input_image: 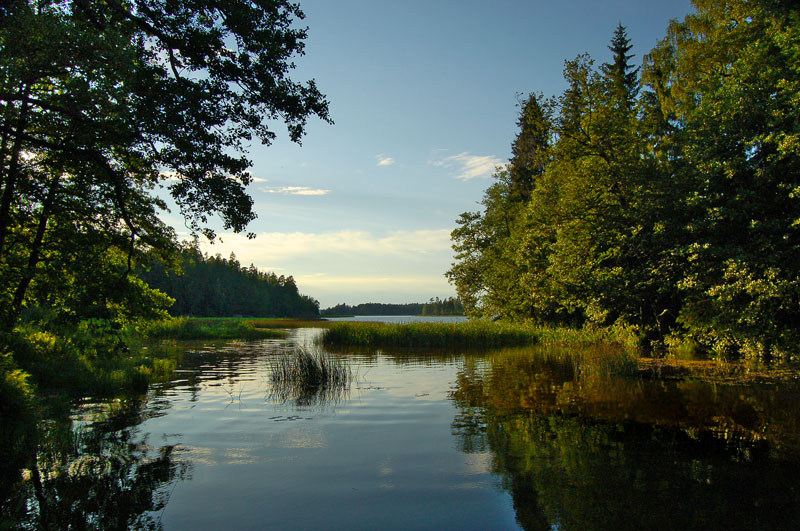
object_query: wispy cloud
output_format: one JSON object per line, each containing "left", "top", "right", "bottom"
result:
{"left": 261, "top": 186, "right": 331, "bottom": 196}
{"left": 159, "top": 171, "right": 270, "bottom": 184}
{"left": 198, "top": 229, "right": 456, "bottom": 306}
{"left": 376, "top": 154, "right": 396, "bottom": 167}
{"left": 430, "top": 151, "right": 503, "bottom": 180}
{"left": 202, "top": 229, "right": 450, "bottom": 261}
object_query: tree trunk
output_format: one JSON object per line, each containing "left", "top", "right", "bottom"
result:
{"left": 0, "top": 84, "right": 31, "bottom": 260}
{"left": 3, "top": 175, "right": 58, "bottom": 330}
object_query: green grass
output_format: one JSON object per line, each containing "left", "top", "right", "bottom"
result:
{"left": 268, "top": 345, "right": 352, "bottom": 405}
{"left": 320, "top": 320, "right": 541, "bottom": 349}
{"left": 125, "top": 317, "right": 289, "bottom": 340}
{"left": 319, "top": 320, "right": 643, "bottom": 350}
{"left": 4, "top": 327, "right": 178, "bottom": 398}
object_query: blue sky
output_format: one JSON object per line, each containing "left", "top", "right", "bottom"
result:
{"left": 180, "top": 0, "right": 695, "bottom": 308}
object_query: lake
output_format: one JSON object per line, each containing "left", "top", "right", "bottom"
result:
{"left": 7, "top": 327, "right": 800, "bottom": 530}
{"left": 325, "top": 315, "right": 468, "bottom": 323}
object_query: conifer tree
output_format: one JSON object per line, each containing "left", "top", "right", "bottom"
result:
{"left": 601, "top": 23, "right": 640, "bottom": 108}
{"left": 508, "top": 94, "right": 552, "bottom": 202}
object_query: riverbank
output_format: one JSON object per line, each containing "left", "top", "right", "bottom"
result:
{"left": 318, "top": 320, "right": 800, "bottom": 385}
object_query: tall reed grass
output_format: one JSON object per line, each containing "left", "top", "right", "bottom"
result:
{"left": 268, "top": 345, "right": 352, "bottom": 405}
{"left": 320, "top": 321, "right": 540, "bottom": 349}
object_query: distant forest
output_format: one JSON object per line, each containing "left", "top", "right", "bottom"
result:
{"left": 138, "top": 247, "right": 320, "bottom": 318}
{"left": 321, "top": 297, "right": 464, "bottom": 317}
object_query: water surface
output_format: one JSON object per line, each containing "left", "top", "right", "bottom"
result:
{"left": 325, "top": 315, "right": 468, "bottom": 324}
{"left": 7, "top": 331, "right": 800, "bottom": 529}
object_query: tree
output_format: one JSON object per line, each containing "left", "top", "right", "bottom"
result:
{"left": 508, "top": 93, "right": 553, "bottom": 202}
{"left": 450, "top": 3, "right": 800, "bottom": 356}
{"left": 601, "top": 22, "right": 640, "bottom": 109}
{"left": 447, "top": 94, "right": 554, "bottom": 320}
{"left": 642, "top": 0, "right": 800, "bottom": 356}
{"left": 0, "top": 0, "right": 331, "bottom": 330}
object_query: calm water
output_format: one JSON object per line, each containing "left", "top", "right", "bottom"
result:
{"left": 6, "top": 329, "right": 800, "bottom": 529}
{"left": 325, "top": 315, "right": 468, "bottom": 323}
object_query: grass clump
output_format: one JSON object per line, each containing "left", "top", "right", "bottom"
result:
{"left": 126, "top": 317, "right": 287, "bottom": 341}
{"left": 320, "top": 320, "right": 540, "bottom": 349}
{"left": 3, "top": 325, "right": 177, "bottom": 398}
{"left": 268, "top": 345, "right": 352, "bottom": 405}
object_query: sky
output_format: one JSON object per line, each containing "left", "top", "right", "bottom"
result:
{"left": 169, "top": 0, "right": 695, "bottom": 308}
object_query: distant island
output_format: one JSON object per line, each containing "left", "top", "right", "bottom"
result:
{"left": 321, "top": 297, "right": 464, "bottom": 317}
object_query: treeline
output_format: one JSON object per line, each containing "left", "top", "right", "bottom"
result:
{"left": 421, "top": 297, "right": 465, "bottom": 316}
{"left": 321, "top": 302, "right": 424, "bottom": 316}
{"left": 321, "top": 297, "right": 465, "bottom": 317}
{"left": 138, "top": 247, "right": 319, "bottom": 318}
{"left": 449, "top": 2, "right": 800, "bottom": 358}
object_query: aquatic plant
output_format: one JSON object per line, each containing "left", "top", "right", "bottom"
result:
{"left": 320, "top": 320, "right": 540, "bottom": 349}
{"left": 268, "top": 345, "right": 352, "bottom": 406}
{"left": 4, "top": 325, "right": 177, "bottom": 398}
{"left": 127, "top": 317, "right": 287, "bottom": 341}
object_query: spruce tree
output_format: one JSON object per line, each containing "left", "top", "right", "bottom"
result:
{"left": 601, "top": 23, "right": 640, "bottom": 108}
{"left": 508, "top": 94, "right": 552, "bottom": 202}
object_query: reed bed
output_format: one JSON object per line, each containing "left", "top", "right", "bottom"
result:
{"left": 320, "top": 320, "right": 540, "bottom": 349}
{"left": 248, "top": 318, "right": 334, "bottom": 329}
{"left": 127, "top": 318, "right": 287, "bottom": 341}
{"left": 268, "top": 346, "right": 353, "bottom": 405}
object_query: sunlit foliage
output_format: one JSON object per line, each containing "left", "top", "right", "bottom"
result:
{"left": 449, "top": 4, "right": 800, "bottom": 358}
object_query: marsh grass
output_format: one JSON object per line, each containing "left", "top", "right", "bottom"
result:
{"left": 127, "top": 317, "right": 288, "bottom": 341}
{"left": 5, "top": 327, "right": 177, "bottom": 397}
{"left": 542, "top": 345, "right": 639, "bottom": 378}
{"left": 320, "top": 320, "right": 540, "bottom": 349}
{"left": 268, "top": 345, "right": 353, "bottom": 405}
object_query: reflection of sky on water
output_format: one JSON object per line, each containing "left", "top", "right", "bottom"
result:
{"left": 136, "top": 336, "right": 514, "bottom": 530}
{"left": 50, "top": 332, "right": 800, "bottom": 530}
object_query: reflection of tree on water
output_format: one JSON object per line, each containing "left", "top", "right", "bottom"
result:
{"left": 1, "top": 396, "right": 188, "bottom": 530}
{"left": 450, "top": 351, "right": 800, "bottom": 530}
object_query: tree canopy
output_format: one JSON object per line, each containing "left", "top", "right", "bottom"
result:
{"left": 137, "top": 247, "right": 320, "bottom": 318}
{"left": 448, "top": 2, "right": 800, "bottom": 358}
{"left": 0, "top": 0, "right": 330, "bottom": 330}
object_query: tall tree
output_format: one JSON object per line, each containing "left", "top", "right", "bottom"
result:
{"left": 0, "top": 0, "right": 330, "bottom": 330}
{"left": 643, "top": 0, "right": 800, "bottom": 356}
{"left": 508, "top": 93, "right": 553, "bottom": 202}
{"left": 601, "top": 23, "right": 640, "bottom": 108}
{"left": 448, "top": 94, "right": 553, "bottom": 320}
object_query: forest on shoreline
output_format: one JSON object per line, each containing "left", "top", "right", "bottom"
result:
{"left": 449, "top": 3, "right": 800, "bottom": 359}
{"left": 321, "top": 297, "right": 464, "bottom": 317}
{"left": 137, "top": 246, "right": 320, "bottom": 319}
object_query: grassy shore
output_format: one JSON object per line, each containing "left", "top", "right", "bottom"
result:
{"left": 317, "top": 319, "right": 642, "bottom": 350}
{"left": 320, "top": 320, "right": 541, "bottom": 349}
{"left": 318, "top": 320, "right": 800, "bottom": 385}
{"left": 125, "top": 317, "right": 296, "bottom": 340}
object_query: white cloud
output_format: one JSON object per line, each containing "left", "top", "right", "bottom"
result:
{"left": 202, "top": 229, "right": 451, "bottom": 262}
{"left": 430, "top": 151, "right": 504, "bottom": 180}
{"left": 261, "top": 186, "right": 331, "bottom": 196}
{"left": 197, "top": 229, "right": 456, "bottom": 306}
{"left": 159, "top": 172, "right": 269, "bottom": 184}
{"left": 376, "top": 154, "right": 396, "bottom": 167}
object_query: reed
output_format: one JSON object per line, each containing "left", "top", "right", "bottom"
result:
{"left": 268, "top": 345, "right": 352, "bottom": 405}
{"left": 320, "top": 320, "right": 540, "bottom": 349}
{"left": 127, "top": 317, "right": 287, "bottom": 341}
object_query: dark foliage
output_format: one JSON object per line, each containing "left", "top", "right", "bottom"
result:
{"left": 138, "top": 246, "right": 319, "bottom": 318}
